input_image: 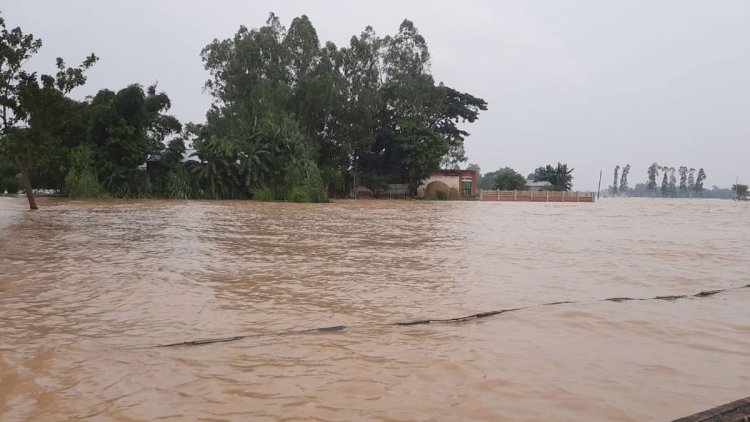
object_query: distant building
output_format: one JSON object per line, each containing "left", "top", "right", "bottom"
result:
{"left": 524, "top": 180, "right": 552, "bottom": 191}
{"left": 417, "top": 169, "right": 478, "bottom": 199}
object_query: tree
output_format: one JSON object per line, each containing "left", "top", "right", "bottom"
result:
{"left": 494, "top": 169, "right": 526, "bottom": 190}
{"left": 611, "top": 165, "right": 620, "bottom": 195}
{"left": 678, "top": 166, "right": 688, "bottom": 197}
{"left": 619, "top": 164, "right": 631, "bottom": 193}
{"left": 0, "top": 14, "right": 43, "bottom": 209}
{"left": 647, "top": 162, "right": 660, "bottom": 196}
{"left": 0, "top": 14, "right": 97, "bottom": 208}
{"left": 732, "top": 184, "right": 748, "bottom": 200}
{"left": 533, "top": 162, "right": 574, "bottom": 191}
{"left": 86, "top": 84, "right": 181, "bottom": 196}
{"left": 467, "top": 163, "right": 481, "bottom": 188}
{"left": 694, "top": 168, "right": 706, "bottom": 194}
{"left": 661, "top": 166, "right": 669, "bottom": 197}
{"left": 688, "top": 168, "right": 696, "bottom": 193}
{"left": 668, "top": 167, "right": 677, "bottom": 197}
{"left": 200, "top": 14, "right": 486, "bottom": 198}
{"left": 480, "top": 167, "right": 515, "bottom": 190}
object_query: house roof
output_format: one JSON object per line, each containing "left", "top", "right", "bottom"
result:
{"left": 525, "top": 181, "right": 553, "bottom": 187}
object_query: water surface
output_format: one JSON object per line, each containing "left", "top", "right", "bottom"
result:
{"left": 1, "top": 197, "right": 748, "bottom": 421}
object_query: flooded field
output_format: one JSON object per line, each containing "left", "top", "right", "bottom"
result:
{"left": 0, "top": 197, "right": 748, "bottom": 421}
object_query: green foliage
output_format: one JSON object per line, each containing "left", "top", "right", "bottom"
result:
{"left": 364, "top": 174, "right": 390, "bottom": 191}
{"left": 2, "top": 177, "right": 19, "bottom": 194}
{"left": 619, "top": 164, "right": 631, "bottom": 192}
{"left": 252, "top": 185, "right": 274, "bottom": 201}
{"left": 435, "top": 190, "right": 448, "bottom": 200}
{"left": 319, "top": 166, "right": 345, "bottom": 196}
{"left": 200, "top": 14, "right": 486, "bottom": 198}
{"left": 0, "top": 157, "right": 20, "bottom": 194}
{"left": 732, "top": 184, "right": 748, "bottom": 200}
{"left": 611, "top": 165, "right": 619, "bottom": 195}
{"left": 695, "top": 168, "right": 706, "bottom": 194}
{"left": 88, "top": 84, "right": 181, "bottom": 196}
{"left": 64, "top": 145, "right": 105, "bottom": 198}
{"left": 661, "top": 166, "right": 669, "bottom": 197}
{"left": 647, "top": 162, "right": 660, "bottom": 193}
{"left": 0, "top": 158, "right": 17, "bottom": 193}
{"left": 533, "top": 163, "right": 574, "bottom": 191}
{"left": 688, "top": 168, "right": 696, "bottom": 191}
{"left": 678, "top": 166, "right": 688, "bottom": 195}
{"left": 480, "top": 167, "right": 514, "bottom": 190}
{"left": 287, "top": 161, "right": 328, "bottom": 203}
{"left": 3, "top": 13, "right": 487, "bottom": 203}
{"left": 164, "top": 165, "right": 192, "bottom": 199}
{"left": 494, "top": 169, "right": 526, "bottom": 190}
{"left": 1, "top": 14, "right": 97, "bottom": 207}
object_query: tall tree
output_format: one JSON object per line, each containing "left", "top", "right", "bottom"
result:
{"left": 694, "top": 168, "right": 706, "bottom": 194}
{"left": 620, "top": 164, "right": 631, "bottom": 193}
{"left": 647, "top": 162, "right": 660, "bottom": 196}
{"left": 687, "top": 168, "right": 696, "bottom": 193}
{"left": 0, "top": 14, "right": 42, "bottom": 209}
{"left": 0, "top": 14, "right": 97, "bottom": 208}
{"left": 86, "top": 84, "right": 180, "bottom": 196}
{"left": 611, "top": 165, "right": 620, "bottom": 195}
{"left": 661, "top": 166, "right": 669, "bottom": 197}
{"left": 678, "top": 166, "right": 688, "bottom": 197}
{"left": 668, "top": 167, "right": 677, "bottom": 197}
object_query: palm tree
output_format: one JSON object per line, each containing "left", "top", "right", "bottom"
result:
{"left": 533, "top": 162, "right": 574, "bottom": 191}
{"left": 191, "top": 137, "right": 240, "bottom": 198}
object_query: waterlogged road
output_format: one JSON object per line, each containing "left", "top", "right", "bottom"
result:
{"left": 0, "top": 197, "right": 748, "bottom": 421}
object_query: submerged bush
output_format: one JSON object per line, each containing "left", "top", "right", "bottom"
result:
{"left": 279, "top": 160, "right": 328, "bottom": 203}
{"left": 297, "top": 161, "right": 328, "bottom": 203}
{"left": 65, "top": 145, "right": 106, "bottom": 198}
{"left": 436, "top": 190, "right": 448, "bottom": 200}
{"left": 252, "top": 185, "right": 274, "bottom": 201}
{"left": 107, "top": 169, "right": 152, "bottom": 198}
{"left": 1, "top": 177, "right": 19, "bottom": 194}
{"left": 165, "top": 165, "right": 192, "bottom": 199}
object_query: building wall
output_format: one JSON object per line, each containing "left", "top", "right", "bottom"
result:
{"left": 417, "top": 170, "right": 478, "bottom": 198}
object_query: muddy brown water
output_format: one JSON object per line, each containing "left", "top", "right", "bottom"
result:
{"left": 0, "top": 197, "right": 748, "bottom": 421}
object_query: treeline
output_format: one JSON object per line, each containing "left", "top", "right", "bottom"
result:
{"left": 477, "top": 163, "right": 575, "bottom": 191}
{"left": 607, "top": 163, "right": 710, "bottom": 198}
{"left": 0, "top": 12, "right": 487, "bottom": 207}
{"left": 615, "top": 183, "right": 742, "bottom": 199}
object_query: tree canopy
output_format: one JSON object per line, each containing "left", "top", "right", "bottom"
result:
{"left": 493, "top": 169, "right": 527, "bottom": 190}
{"left": 2, "top": 12, "right": 488, "bottom": 204}
{"left": 198, "top": 14, "right": 487, "bottom": 198}
{"left": 532, "top": 163, "right": 574, "bottom": 191}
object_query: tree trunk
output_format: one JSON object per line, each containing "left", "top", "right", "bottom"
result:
{"left": 14, "top": 157, "right": 38, "bottom": 210}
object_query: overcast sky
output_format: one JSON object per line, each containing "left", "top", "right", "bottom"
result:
{"left": 5, "top": 0, "right": 749, "bottom": 190}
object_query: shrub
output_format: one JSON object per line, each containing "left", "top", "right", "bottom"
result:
{"left": 108, "top": 169, "right": 152, "bottom": 198}
{"left": 2, "top": 177, "right": 20, "bottom": 194}
{"left": 319, "top": 166, "right": 345, "bottom": 197}
{"left": 165, "top": 165, "right": 193, "bottom": 199}
{"left": 284, "top": 161, "right": 328, "bottom": 203}
{"left": 65, "top": 145, "right": 106, "bottom": 199}
{"left": 436, "top": 190, "right": 448, "bottom": 200}
{"left": 288, "top": 186, "right": 309, "bottom": 203}
{"left": 252, "top": 185, "right": 274, "bottom": 201}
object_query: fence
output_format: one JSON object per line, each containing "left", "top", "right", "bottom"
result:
{"left": 479, "top": 190, "right": 595, "bottom": 202}
{"left": 375, "top": 184, "right": 409, "bottom": 199}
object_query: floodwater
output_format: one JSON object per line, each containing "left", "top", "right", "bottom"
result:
{"left": 0, "top": 197, "right": 748, "bottom": 421}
